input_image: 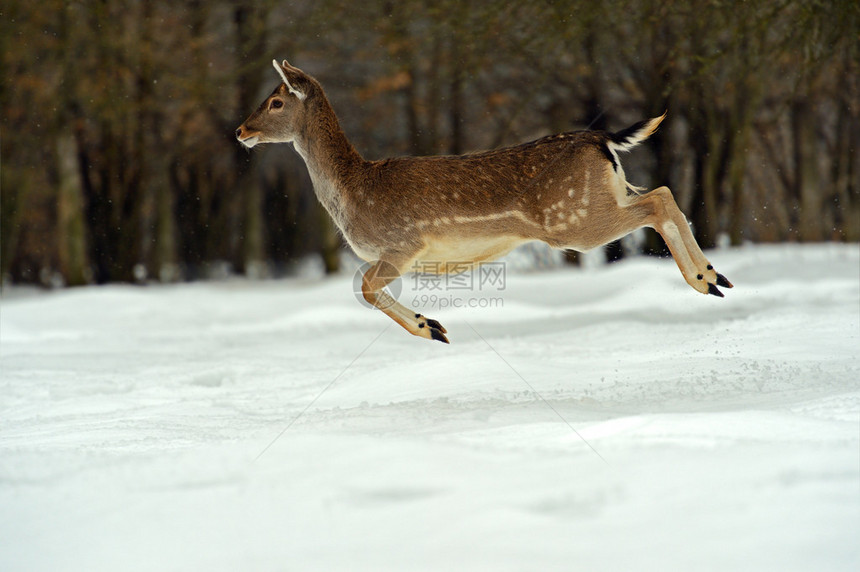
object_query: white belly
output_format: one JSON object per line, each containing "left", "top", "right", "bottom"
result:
{"left": 415, "top": 235, "right": 526, "bottom": 273}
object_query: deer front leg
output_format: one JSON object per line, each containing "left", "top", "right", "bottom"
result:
{"left": 361, "top": 259, "right": 450, "bottom": 343}
{"left": 639, "top": 187, "right": 734, "bottom": 297}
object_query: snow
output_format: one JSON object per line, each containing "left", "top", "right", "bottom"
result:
{"left": 1, "top": 243, "right": 858, "bottom": 571}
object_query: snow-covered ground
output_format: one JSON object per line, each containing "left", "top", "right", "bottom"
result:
{"left": 1, "top": 243, "right": 858, "bottom": 571}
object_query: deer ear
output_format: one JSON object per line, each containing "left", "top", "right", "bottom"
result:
{"left": 272, "top": 59, "right": 306, "bottom": 101}
{"left": 281, "top": 59, "right": 304, "bottom": 73}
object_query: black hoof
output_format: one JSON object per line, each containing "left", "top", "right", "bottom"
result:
{"left": 430, "top": 327, "right": 450, "bottom": 343}
{"left": 425, "top": 318, "right": 447, "bottom": 334}
{"left": 716, "top": 273, "right": 733, "bottom": 288}
{"left": 707, "top": 283, "right": 724, "bottom": 297}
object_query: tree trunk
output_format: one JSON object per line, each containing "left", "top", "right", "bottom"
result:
{"left": 244, "top": 175, "right": 267, "bottom": 278}
{"left": 728, "top": 116, "right": 752, "bottom": 246}
{"left": 56, "top": 133, "right": 90, "bottom": 286}
{"left": 832, "top": 95, "right": 860, "bottom": 241}
{"left": 0, "top": 170, "right": 27, "bottom": 282}
{"left": 55, "top": 2, "right": 89, "bottom": 285}
{"left": 688, "top": 114, "right": 723, "bottom": 249}
{"left": 233, "top": 1, "right": 268, "bottom": 275}
{"left": 792, "top": 100, "right": 823, "bottom": 241}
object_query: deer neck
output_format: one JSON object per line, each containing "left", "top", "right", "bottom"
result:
{"left": 292, "top": 97, "right": 363, "bottom": 229}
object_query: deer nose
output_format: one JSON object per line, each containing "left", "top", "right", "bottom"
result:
{"left": 235, "top": 127, "right": 243, "bottom": 139}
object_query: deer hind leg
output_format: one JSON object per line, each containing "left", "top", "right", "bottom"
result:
{"left": 634, "top": 186, "right": 733, "bottom": 296}
{"left": 361, "top": 258, "right": 450, "bottom": 343}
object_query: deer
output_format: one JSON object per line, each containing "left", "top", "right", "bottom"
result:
{"left": 236, "top": 59, "right": 733, "bottom": 344}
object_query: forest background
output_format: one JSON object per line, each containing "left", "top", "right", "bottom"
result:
{"left": 1, "top": 0, "right": 857, "bottom": 286}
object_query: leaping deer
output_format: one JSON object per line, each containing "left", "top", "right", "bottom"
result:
{"left": 236, "top": 59, "right": 733, "bottom": 344}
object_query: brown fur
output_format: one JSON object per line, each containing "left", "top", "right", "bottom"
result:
{"left": 236, "top": 60, "right": 731, "bottom": 343}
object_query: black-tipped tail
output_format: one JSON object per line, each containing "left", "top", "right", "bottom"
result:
{"left": 607, "top": 112, "right": 667, "bottom": 153}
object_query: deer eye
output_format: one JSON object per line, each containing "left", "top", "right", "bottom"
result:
{"left": 270, "top": 99, "right": 284, "bottom": 110}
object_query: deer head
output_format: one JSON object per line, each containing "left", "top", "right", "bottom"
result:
{"left": 235, "top": 60, "right": 315, "bottom": 149}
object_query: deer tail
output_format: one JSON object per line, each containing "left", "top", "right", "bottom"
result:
{"left": 606, "top": 111, "right": 667, "bottom": 153}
